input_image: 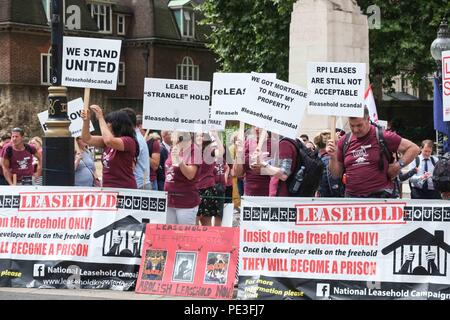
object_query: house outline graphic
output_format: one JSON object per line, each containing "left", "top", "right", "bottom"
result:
{"left": 381, "top": 228, "right": 450, "bottom": 276}
{"left": 93, "top": 215, "right": 149, "bottom": 258}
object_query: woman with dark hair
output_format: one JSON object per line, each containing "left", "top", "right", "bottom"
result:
{"left": 81, "top": 105, "right": 139, "bottom": 189}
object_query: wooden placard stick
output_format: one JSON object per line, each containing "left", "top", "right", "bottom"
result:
{"left": 83, "top": 88, "right": 91, "bottom": 111}
{"left": 255, "top": 128, "right": 268, "bottom": 167}
{"left": 235, "top": 122, "right": 246, "bottom": 165}
{"left": 330, "top": 116, "right": 337, "bottom": 141}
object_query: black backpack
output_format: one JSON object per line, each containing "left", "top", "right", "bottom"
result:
{"left": 432, "top": 153, "right": 450, "bottom": 193}
{"left": 281, "top": 138, "right": 324, "bottom": 197}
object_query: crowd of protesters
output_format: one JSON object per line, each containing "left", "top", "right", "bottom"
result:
{"left": 0, "top": 105, "right": 448, "bottom": 227}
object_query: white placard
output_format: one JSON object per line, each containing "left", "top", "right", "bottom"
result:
{"left": 241, "top": 74, "right": 308, "bottom": 139}
{"left": 62, "top": 36, "right": 122, "bottom": 90}
{"left": 38, "top": 98, "right": 95, "bottom": 137}
{"left": 307, "top": 62, "right": 366, "bottom": 117}
{"left": 210, "top": 73, "right": 276, "bottom": 122}
{"left": 442, "top": 51, "right": 450, "bottom": 122}
{"left": 142, "top": 78, "right": 211, "bottom": 132}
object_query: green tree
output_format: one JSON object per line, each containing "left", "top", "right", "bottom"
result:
{"left": 199, "top": 0, "right": 296, "bottom": 81}
{"left": 358, "top": 0, "right": 450, "bottom": 97}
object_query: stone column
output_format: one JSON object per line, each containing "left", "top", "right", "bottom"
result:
{"left": 289, "top": 0, "right": 369, "bottom": 137}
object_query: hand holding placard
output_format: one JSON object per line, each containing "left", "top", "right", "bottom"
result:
{"left": 89, "top": 105, "right": 104, "bottom": 120}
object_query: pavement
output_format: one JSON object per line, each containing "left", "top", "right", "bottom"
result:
{"left": 0, "top": 287, "right": 206, "bottom": 300}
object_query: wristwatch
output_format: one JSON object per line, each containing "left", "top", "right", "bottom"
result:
{"left": 397, "top": 159, "right": 406, "bottom": 169}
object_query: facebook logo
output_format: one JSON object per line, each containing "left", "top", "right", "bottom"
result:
{"left": 316, "top": 283, "right": 330, "bottom": 298}
{"left": 33, "top": 264, "right": 45, "bottom": 277}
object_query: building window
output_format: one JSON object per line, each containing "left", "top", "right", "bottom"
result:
{"left": 41, "top": 52, "right": 52, "bottom": 85}
{"left": 117, "top": 14, "right": 125, "bottom": 35}
{"left": 87, "top": 3, "right": 112, "bottom": 33}
{"left": 118, "top": 62, "right": 125, "bottom": 85}
{"left": 172, "top": 8, "right": 195, "bottom": 39}
{"left": 42, "top": 0, "right": 51, "bottom": 21}
{"left": 176, "top": 56, "right": 199, "bottom": 80}
{"left": 182, "top": 10, "right": 195, "bottom": 38}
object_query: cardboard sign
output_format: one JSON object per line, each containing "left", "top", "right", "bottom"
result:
{"left": 38, "top": 98, "right": 94, "bottom": 137}
{"left": 136, "top": 224, "right": 239, "bottom": 299}
{"left": 241, "top": 74, "right": 308, "bottom": 139}
{"left": 442, "top": 51, "right": 450, "bottom": 122}
{"left": 62, "top": 36, "right": 122, "bottom": 90}
{"left": 307, "top": 62, "right": 366, "bottom": 117}
{"left": 142, "top": 78, "right": 211, "bottom": 132}
{"left": 210, "top": 73, "right": 276, "bottom": 122}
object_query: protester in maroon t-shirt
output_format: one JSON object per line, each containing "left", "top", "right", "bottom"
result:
{"left": 165, "top": 132, "right": 201, "bottom": 225}
{"left": 2, "top": 128, "right": 40, "bottom": 185}
{"left": 234, "top": 127, "right": 272, "bottom": 196}
{"left": 326, "top": 107, "right": 419, "bottom": 198}
{"left": 81, "top": 105, "right": 138, "bottom": 189}
{"left": 196, "top": 132, "right": 224, "bottom": 226}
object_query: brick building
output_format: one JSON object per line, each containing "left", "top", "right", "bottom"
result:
{"left": 0, "top": 0, "right": 217, "bottom": 136}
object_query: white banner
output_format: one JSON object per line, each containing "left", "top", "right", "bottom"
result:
{"left": 0, "top": 186, "right": 166, "bottom": 290}
{"left": 38, "top": 98, "right": 95, "bottom": 137}
{"left": 442, "top": 51, "right": 450, "bottom": 122}
{"left": 240, "top": 197, "right": 450, "bottom": 285}
{"left": 241, "top": 74, "right": 308, "bottom": 139}
{"left": 142, "top": 78, "right": 211, "bottom": 132}
{"left": 62, "top": 36, "right": 122, "bottom": 90}
{"left": 307, "top": 62, "right": 366, "bottom": 117}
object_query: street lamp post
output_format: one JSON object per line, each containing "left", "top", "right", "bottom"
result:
{"left": 430, "top": 17, "right": 450, "bottom": 156}
{"left": 43, "top": 0, "right": 74, "bottom": 185}
{"left": 143, "top": 45, "right": 150, "bottom": 78}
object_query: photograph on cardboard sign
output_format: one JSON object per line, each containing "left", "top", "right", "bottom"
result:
{"left": 172, "top": 252, "right": 196, "bottom": 282}
{"left": 142, "top": 249, "right": 167, "bottom": 281}
{"left": 204, "top": 252, "right": 229, "bottom": 284}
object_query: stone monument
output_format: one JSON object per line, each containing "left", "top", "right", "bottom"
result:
{"left": 289, "top": 0, "right": 370, "bottom": 137}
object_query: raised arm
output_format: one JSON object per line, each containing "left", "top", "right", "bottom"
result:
{"left": 90, "top": 105, "right": 126, "bottom": 151}
{"left": 81, "top": 108, "right": 105, "bottom": 148}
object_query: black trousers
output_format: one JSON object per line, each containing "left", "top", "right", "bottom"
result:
{"left": 0, "top": 175, "right": 7, "bottom": 185}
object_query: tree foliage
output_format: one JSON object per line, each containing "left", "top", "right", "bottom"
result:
{"left": 358, "top": 0, "right": 450, "bottom": 96}
{"left": 200, "top": 0, "right": 450, "bottom": 96}
{"left": 199, "top": 0, "right": 296, "bottom": 81}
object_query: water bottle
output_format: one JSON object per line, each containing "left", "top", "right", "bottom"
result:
{"left": 290, "top": 166, "right": 305, "bottom": 194}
